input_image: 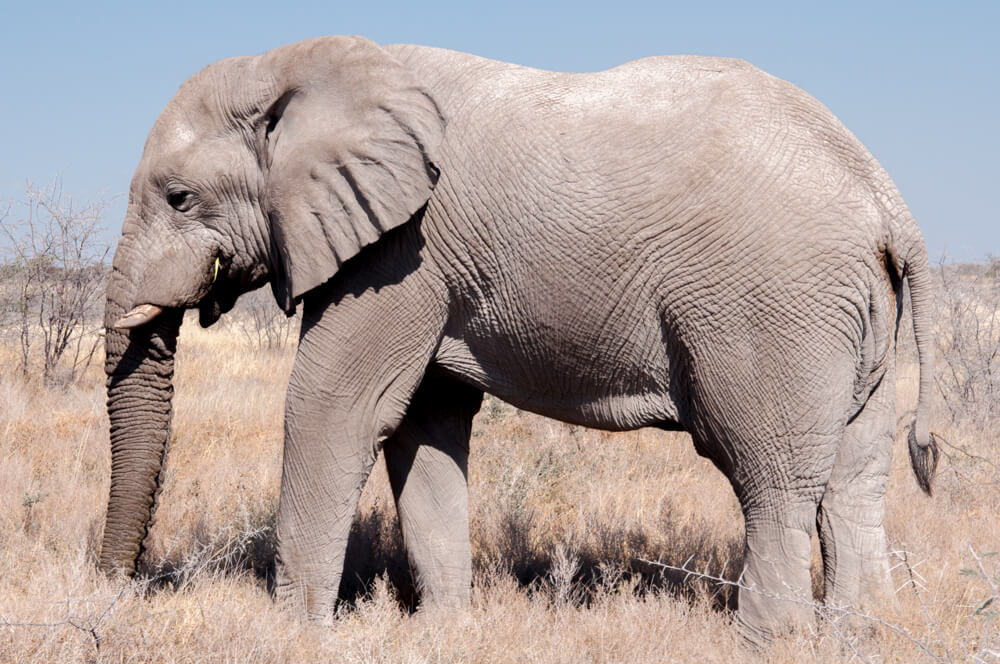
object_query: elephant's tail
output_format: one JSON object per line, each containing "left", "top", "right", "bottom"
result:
{"left": 887, "top": 211, "right": 939, "bottom": 495}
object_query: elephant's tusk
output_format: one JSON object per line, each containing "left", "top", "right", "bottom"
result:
{"left": 113, "top": 304, "right": 165, "bottom": 330}
{"left": 212, "top": 257, "right": 220, "bottom": 283}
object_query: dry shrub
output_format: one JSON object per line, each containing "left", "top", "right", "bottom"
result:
{"left": 1, "top": 269, "right": 999, "bottom": 662}
{"left": 0, "top": 182, "right": 110, "bottom": 385}
{"left": 934, "top": 260, "right": 1000, "bottom": 425}
{"left": 226, "top": 286, "right": 300, "bottom": 355}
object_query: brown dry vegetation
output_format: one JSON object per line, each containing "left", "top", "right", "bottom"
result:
{"left": 2, "top": 273, "right": 999, "bottom": 663}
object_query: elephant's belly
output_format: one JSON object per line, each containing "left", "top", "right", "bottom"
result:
{"left": 432, "top": 333, "right": 682, "bottom": 432}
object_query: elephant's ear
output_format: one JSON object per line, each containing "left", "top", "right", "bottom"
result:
{"left": 259, "top": 37, "right": 445, "bottom": 313}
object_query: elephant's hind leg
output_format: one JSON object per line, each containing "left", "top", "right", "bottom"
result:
{"left": 691, "top": 419, "right": 839, "bottom": 643}
{"left": 687, "top": 347, "right": 850, "bottom": 643}
{"left": 730, "top": 440, "right": 833, "bottom": 644}
{"left": 817, "top": 363, "right": 895, "bottom": 611}
{"left": 383, "top": 374, "right": 483, "bottom": 609}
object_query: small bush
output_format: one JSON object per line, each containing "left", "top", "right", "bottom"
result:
{"left": 933, "top": 260, "right": 1000, "bottom": 426}
{"left": 228, "top": 287, "right": 299, "bottom": 354}
{"left": 0, "top": 181, "right": 110, "bottom": 385}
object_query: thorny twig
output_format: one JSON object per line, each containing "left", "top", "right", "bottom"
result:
{"left": 639, "top": 555, "right": 947, "bottom": 663}
{"left": 934, "top": 433, "right": 1000, "bottom": 477}
{"left": 893, "top": 550, "right": 956, "bottom": 662}
{"left": 0, "top": 585, "right": 130, "bottom": 653}
{"left": 0, "top": 521, "right": 272, "bottom": 653}
{"left": 966, "top": 545, "right": 1000, "bottom": 616}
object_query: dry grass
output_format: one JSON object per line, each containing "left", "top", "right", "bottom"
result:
{"left": 1, "top": 305, "right": 998, "bottom": 663}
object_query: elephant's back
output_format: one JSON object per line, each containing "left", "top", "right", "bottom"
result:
{"left": 393, "top": 42, "right": 896, "bottom": 281}
{"left": 390, "top": 43, "right": 867, "bottom": 213}
{"left": 388, "top": 44, "right": 770, "bottom": 129}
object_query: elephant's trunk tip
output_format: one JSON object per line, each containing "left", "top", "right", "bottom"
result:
{"left": 907, "top": 425, "right": 939, "bottom": 495}
{"left": 97, "top": 554, "right": 135, "bottom": 581}
{"left": 114, "top": 304, "right": 164, "bottom": 330}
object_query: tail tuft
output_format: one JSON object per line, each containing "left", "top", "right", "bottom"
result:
{"left": 907, "top": 426, "right": 939, "bottom": 495}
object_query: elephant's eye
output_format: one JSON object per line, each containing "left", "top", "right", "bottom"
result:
{"left": 166, "top": 190, "right": 196, "bottom": 212}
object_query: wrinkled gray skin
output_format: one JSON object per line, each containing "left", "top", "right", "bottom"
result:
{"left": 100, "top": 36, "right": 939, "bottom": 641}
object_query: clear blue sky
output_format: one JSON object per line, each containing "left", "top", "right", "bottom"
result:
{"left": 1, "top": 1, "right": 997, "bottom": 261}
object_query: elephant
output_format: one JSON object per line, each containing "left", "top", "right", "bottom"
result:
{"left": 99, "top": 36, "right": 938, "bottom": 641}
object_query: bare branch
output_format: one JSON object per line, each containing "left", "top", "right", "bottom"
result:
{"left": 639, "top": 556, "right": 948, "bottom": 662}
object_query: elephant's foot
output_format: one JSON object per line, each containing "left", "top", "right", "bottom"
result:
{"left": 814, "top": 503, "right": 895, "bottom": 644}
{"left": 273, "top": 559, "right": 343, "bottom": 622}
{"left": 272, "top": 468, "right": 364, "bottom": 623}
{"left": 736, "top": 520, "right": 815, "bottom": 645}
{"left": 817, "top": 497, "right": 893, "bottom": 612}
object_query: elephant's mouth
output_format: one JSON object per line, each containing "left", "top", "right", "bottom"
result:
{"left": 198, "top": 291, "right": 236, "bottom": 327}
{"left": 198, "top": 269, "right": 240, "bottom": 328}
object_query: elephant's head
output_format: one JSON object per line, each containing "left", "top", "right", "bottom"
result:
{"left": 99, "top": 36, "right": 445, "bottom": 576}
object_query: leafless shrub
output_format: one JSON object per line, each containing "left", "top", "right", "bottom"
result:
{"left": 228, "top": 287, "right": 299, "bottom": 354}
{"left": 546, "top": 543, "right": 583, "bottom": 606}
{"left": 933, "top": 259, "right": 1000, "bottom": 426}
{"left": 0, "top": 181, "right": 110, "bottom": 384}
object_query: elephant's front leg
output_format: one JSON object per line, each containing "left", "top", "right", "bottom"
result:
{"left": 273, "top": 278, "right": 447, "bottom": 619}
{"left": 384, "top": 373, "right": 483, "bottom": 608}
{"left": 274, "top": 382, "right": 376, "bottom": 619}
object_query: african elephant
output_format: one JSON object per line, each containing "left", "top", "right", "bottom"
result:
{"left": 99, "top": 36, "right": 938, "bottom": 641}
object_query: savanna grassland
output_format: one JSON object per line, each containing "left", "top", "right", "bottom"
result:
{"left": 1, "top": 269, "right": 999, "bottom": 663}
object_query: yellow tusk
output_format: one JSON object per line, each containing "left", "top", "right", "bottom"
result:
{"left": 212, "top": 257, "right": 220, "bottom": 283}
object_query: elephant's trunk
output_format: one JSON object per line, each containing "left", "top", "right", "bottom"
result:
{"left": 98, "top": 233, "right": 183, "bottom": 576}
